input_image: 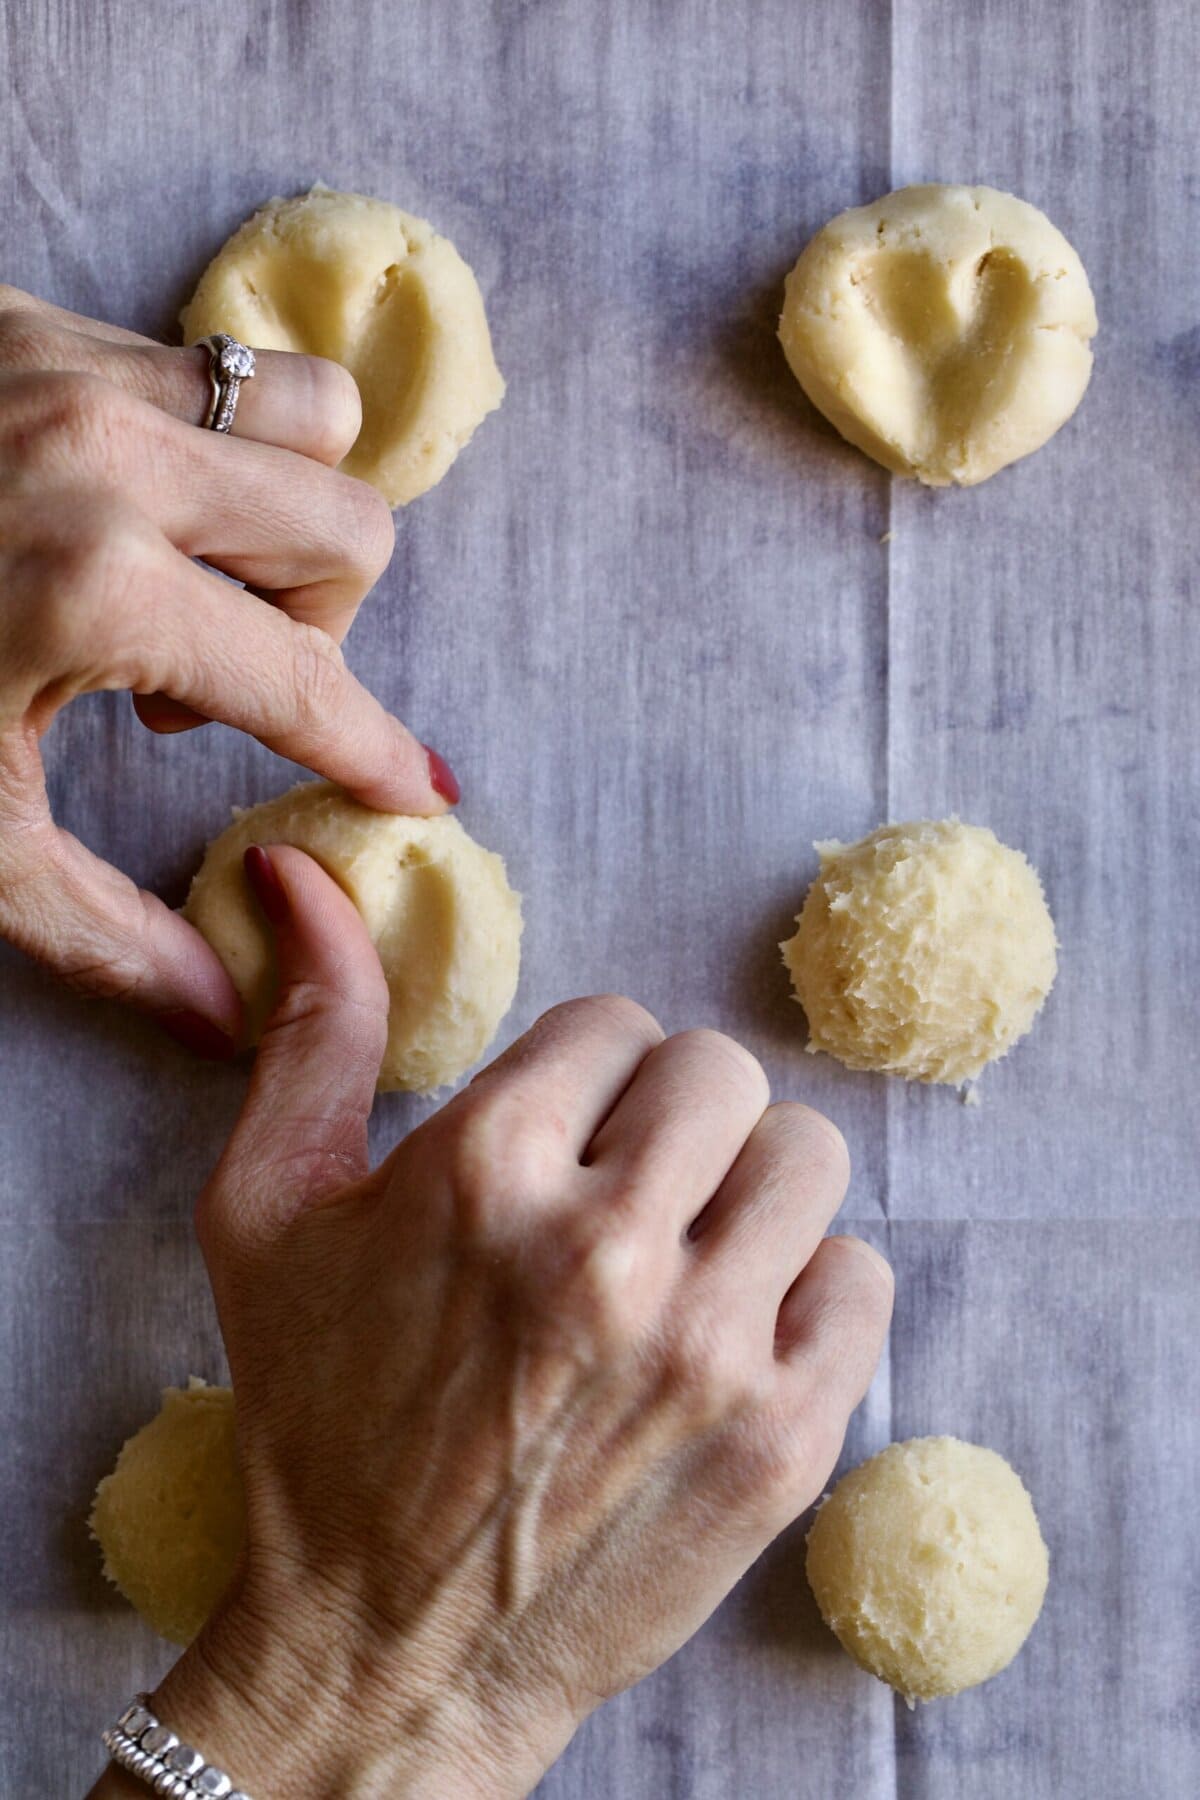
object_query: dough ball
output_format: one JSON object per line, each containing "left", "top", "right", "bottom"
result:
{"left": 779, "top": 184, "right": 1097, "bottom": 485}
{"left": 184, "top": 781, "right": 522, "bottom": 1093}
{"left": 806, "top": 1436, "right": 1049, "bottom": 1703}
{"left": 781, "top": 819, "right": 1057, "bottom": 1086}
{"left": 89, "top": 1380, "right": 243, "bottom": 1646}
{"left": 181, "top": 185, "right": 505, "bottom": 505}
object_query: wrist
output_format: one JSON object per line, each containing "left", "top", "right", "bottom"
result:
{"left": 136, "top": 1578, "right": 574, "bottom": 1800}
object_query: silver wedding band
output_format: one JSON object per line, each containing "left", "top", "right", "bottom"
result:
{"left": 196, "top": 332, "right": 256, "bottom": 433}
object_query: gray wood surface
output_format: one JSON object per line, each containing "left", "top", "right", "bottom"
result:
{"left": 1, "top": 1, "right": 1197, "bottom": 1794}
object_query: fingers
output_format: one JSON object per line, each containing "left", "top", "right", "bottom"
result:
{"left": 759, "top": 1237, "right": 893, "bottom": 1509}
{"left": 147, "top": 419, "right": 394, "bottom": 633}
{"left": 0, "top": 722, "right": 241, "bottom": 1035}
{"left": 0, "top": 288, "right": 363, "bottom": 464}
{"left": 584, "top": 1029, "right": 770, "bottom": 1233}
{"left": 4, "top": 500, "right": 446, "bottom": 814}
{"left": 687, "top": 1104, "right": 850, "bottom": 1322}
{"left": 691, "top": 1237, "right": 891, "bottom": 1533}
{"left": 0, "top": 370, "right": 393, "bottom": 644}
{"left": 153, "top": 558, "right": 443, "bottom": 812}
{"left": 0, "top": 301, "right": 382, "bottom": 750}
{"left": 460, "top": 995, "right": 664, "bottom": 1156}
{"left": 115, "top": 341, "right": 363, "bottom": 467}
{"left": 199, "top": 846, "right": 389, "bottom": 1249}
{"left": 776, "top": 1235, "right": 893, "bottom": 1403}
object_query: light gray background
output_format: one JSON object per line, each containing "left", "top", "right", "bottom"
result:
{"left": 1, "top": 0, "right": 1197, "bottom": 1794}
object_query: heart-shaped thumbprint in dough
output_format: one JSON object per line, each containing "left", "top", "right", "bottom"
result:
{"left": 182, "top": 186, "right": 505, "bottom": 507}
{"left": 778, "top": 184, "right": 1097, "bottom": 487}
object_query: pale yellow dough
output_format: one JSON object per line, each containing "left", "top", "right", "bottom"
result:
{"left": 780, "top": 819, "right": 1057, "bottom": 1085}
{"left": 779, "top": 184, "right": 1097, "bottom": 485}
{"left": 184, "top": 781, "right": 523, "bottom": 1092}
{"left": 806, "top": 1437, "right": 1049, "bottom": 1703}
{"left": 181, "top": 185, "right": 505, "bottom": 505}
{"left": 89, "top": 1381, "right": 243, "bottom": 1646}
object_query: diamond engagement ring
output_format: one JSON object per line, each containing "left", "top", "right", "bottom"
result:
{"left": 196, "top": 332, "right": 256, "bottom": 433}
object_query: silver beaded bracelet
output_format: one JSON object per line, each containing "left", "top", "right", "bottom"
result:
{"left": 101, "top": 1696, "right": 254, "bottom": 1799}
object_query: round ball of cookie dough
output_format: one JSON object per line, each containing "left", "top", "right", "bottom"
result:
{"left": 780, "top": 819, "right": 1057, "bottom": 1086}
{"left": 89, "top": 1381, "right": 243, "bottom": 1646}
{"left": 185, "top": 781, "right": 522, "bottom": 1093}
{"left": 806, "top": 1437, "right": 1049, "bottom": 1703}
{"left": 779, "top": 183, "right": 1097, "bottom": 485}
{"left": 181, "top": 184, "right": 505, "bottom": 505}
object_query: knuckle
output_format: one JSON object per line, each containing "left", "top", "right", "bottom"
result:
{"left": 498, "top": 995, "right": 662, "bottom": 1075}
{"left": 739, "top": 1401, "right": 846, "bottom": 1516}
{"left": 0, "top": 308, "right": 59, "bottom": 373}
{"left": 29, "top": 496, "right": 149, "bottom": 664}
{"left": 340, "top": 473, "right": 395, "bottom": 583}
{"left": 0, "top": 802, "right": 53, "bottom": 916}
{"left": 788, "top": 1240, "right": 895, "bottom": 1379}
{"left": 289, "top": 623, "right": 351, "bottom": 735}
{"left": 661, "top": 1320, "right": 767, "bottom": 1426}
{"left": 768, "top": 1102, "right": 851, "bottom": 1189}
{"left": 57, "top": 941, "right": 145, "bottom": 1004}
{"left": 49, "top": 898, "right": 154, "bottom": 1007}
{"left": 824, "top": 1235, "right": 895, "bottom": 1315}
{"left": 304, "top": 355, "right": 363, "bottom": 462}
{"left": 194, "top": 1171, "right": 251, "bottom": 1270}
{"left": 559, "top": 993, "right": 664, "bottom": 1049}
{"left": 674, "top": 1027, "right": 769, "bottom": 1103}
{"left": 0, "top": 286, "right": 44, "bottom": 324}
{"left": 14, "top": 370, "right": 133, "bottom": 476}
{"left": 445, "top": 1087, "right": 552, "bottom": 1234}
{"left": 555, "top": 1217, "right": 647, "bottom": 1353}
{"left": 492, "top": 993, "right": 662, "bottom": 1072}
{"left": 437, "top": 1086, "right": 659, "bottom": 1356}
{"left": 44, "top": 366, "right": 123, "bottom": 438}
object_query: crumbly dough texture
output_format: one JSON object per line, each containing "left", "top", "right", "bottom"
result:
{"left": 806, "top": 1436, "right": 1049, "bottom": 1704}
{"left": 185, "top": 781, "right": 522, "bottom": 1092}
{"left": 780, "top": 818, "right": 1057, "bottom": 1086}
{"left": 181, "top": 185, "right": 505, "bottom": 505}
{"left": 779, "top": 183, "right": 1097, "bottom": 485}
{"left": 89, "top": 1380, "right": 243, "bottom": 1646}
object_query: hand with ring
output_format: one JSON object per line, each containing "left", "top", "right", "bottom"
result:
{"left": 88, "top": 848, "right": 893, "bottom": 1800}
{"left": 0, "top": 284, "right": 457, "bottom": 1055}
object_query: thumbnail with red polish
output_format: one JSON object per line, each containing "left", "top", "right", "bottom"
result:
{"left": 244, "top": 845, "right": 290, "bottom": 926}
{"left": 159, "top": 1010, "right": 236, "bottom": 1061}
{"left": 424, "top": 745, "right": 461, "bottom": 805}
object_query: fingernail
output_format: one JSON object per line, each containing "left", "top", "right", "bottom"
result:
{"left": 424, "top": 745, "right": 461, "bottom": 806}
{"left": 244, "top": 845, "right": 290, "bottom": 927}
{"left": 159, "top": 1010, "right": 237, "bottom": 1061}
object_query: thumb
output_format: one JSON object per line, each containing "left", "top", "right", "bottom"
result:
{"left": 0, "top": 722, "right": 240, "bottom": 1043}
{"left": 199, "top": 843, "right": 389, "bottom": 1253}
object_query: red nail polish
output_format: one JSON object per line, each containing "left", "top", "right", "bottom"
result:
{"left": 243, "top": 845, "right": 290, "bottom": 927}
{"left": 424, "top": 745, "right": 461, "bottom": 805}
{"left": 159, "top": 1010, "right": 237, "bottom": 1061}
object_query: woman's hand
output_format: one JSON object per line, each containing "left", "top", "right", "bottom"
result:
{"left": 123, "top": 847, "right": 893, "bottom": 1800}
{"left": 0, "top": 286, "right": 455, "bottom": 1051}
